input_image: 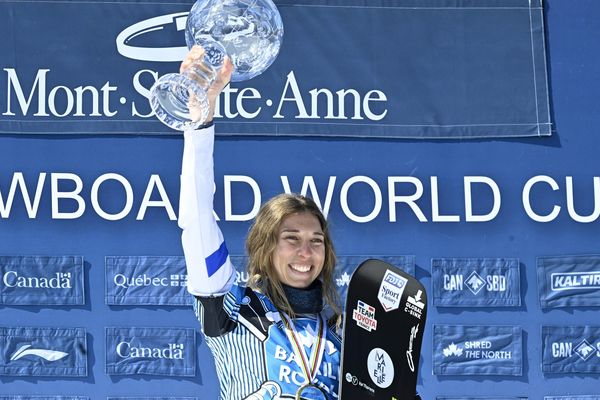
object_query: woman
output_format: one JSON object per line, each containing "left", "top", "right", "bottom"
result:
{"left": 179, "top": 46, "right": 342, "bottom": 400}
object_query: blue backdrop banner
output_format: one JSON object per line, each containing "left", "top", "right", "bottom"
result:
{"left": 537, "top": 255, "right": 600, "bottom": 308}
{"left": 107, "top": 398, "right": 197, "bottom": 400}
{"left": 0, "top": 255, "right": 84, "bottom": 306}
{"left": 542, "top": 326, "right": 600, "bottom": 374}
{"left": 544, "top": 397, "right": 600, "bottom": 400}
{"left": 105, "top": 327, "right": 196, "bottom": 376}
{"left": 105, "top": 256, "right": 190, "bottom": 306}
{"left": 432, "top": 258, "right": 521, "bottom": 307}
{"left": 0, "top": 0, "right": 550, "bottom": 138}
{"left": 0, "top": 398, "right": 89, "bottom": 400}
{"left": 0, "top": 327, "right": 87, "bottom": 377}
{"left": 433, "top": 325, "right": 523, "bottom": 376}
{"left": 437, "top": 398, "right": 528, "bottom": 400}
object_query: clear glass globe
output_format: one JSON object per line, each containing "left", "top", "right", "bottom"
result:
{"left": 149, "top": 0, "right": 284, "bottom": 131}
{"left": 185, "top": 0, "right": 284, "bottom": 82}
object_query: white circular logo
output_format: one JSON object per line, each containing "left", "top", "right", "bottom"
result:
{"left": 345, "top": 373, "right": 353, "bottom": 383}
{"left": 367, "top": 347, "right": 394, "bottom": 388}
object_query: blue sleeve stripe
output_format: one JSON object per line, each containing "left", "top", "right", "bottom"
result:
{"left": 205, "top": 241, "right": 229, "bottom": 277}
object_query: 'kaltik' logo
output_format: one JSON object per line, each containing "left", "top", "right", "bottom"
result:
{"left": 10, "top": 344, "right": 68, "bottom": 362}
{"left": 465, "top": 271, "right": 486, "bottom": 295}
{"left": 352, "top": 300, "right": 378, "bottom": 332}
{"left": 551, "top": 272, "right": 600, "bottom": 291}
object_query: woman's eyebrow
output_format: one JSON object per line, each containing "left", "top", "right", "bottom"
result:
{"left": 280, "top": 229, "right": 324, "bottom": 235}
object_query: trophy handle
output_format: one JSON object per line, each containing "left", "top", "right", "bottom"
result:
{"left": 149, "top": 50, "right": 219, "bottom": 131}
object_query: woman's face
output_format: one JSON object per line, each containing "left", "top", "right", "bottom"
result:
{"left": 272, "top": 212, "right": 325, "bottom": 289}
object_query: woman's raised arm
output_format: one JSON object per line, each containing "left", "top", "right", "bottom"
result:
{"left": 178, "top": 47, "right": 234, "bottom": 296}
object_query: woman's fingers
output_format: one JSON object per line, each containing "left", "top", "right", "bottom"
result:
{"left": 180, "top": 45, "right": 206, "bottom": 74}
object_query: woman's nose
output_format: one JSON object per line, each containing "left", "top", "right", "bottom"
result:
{"left": 297, "top": 240, "right": 312, "bottom": 256}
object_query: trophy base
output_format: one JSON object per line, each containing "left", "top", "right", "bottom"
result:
{"left": 150, "top": 73, "right": 210, "bottom": 131}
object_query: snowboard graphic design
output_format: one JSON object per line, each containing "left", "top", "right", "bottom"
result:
{"left": 340, "top": 259, "right": 427, "bottom": 400}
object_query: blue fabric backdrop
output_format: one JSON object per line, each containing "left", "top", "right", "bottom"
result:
{"left": 2, "top": 0, "right": 600, "bottom": 399}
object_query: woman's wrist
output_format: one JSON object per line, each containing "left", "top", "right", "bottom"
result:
{"left": 197, "top": 119, "right": 214, "bottom": 130}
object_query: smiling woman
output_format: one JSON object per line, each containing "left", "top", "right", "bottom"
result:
{"left": 178, "top": 47, "right": 342, "bottom": 399}
{"left": 244, "top": 196, "right": 340, "bottom": 321}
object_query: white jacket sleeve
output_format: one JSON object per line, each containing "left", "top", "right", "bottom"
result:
{"left": 179, "top": 126, "right": 234, "bottom": 296}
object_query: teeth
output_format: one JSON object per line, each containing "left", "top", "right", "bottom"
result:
{"left": 290, "top": 264, "right": 311, "bottom": 273}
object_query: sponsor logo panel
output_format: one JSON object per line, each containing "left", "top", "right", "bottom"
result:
{"left": 367, "top": 347, "right": 394, "bottom": 388}
{"left": 0, "top": 327, "right": 87, "bottom": 376}
{"left": 432, "top": 258, "right": 520, "bottom": 307}
{"left": 378, "top": 270, "right": 407, "bottom": 312}
{"left": 0, "top": 1, "right": 550, "bottom": 138}
{"left": 0, "top": 255, "right": 84, "bottom": 306}
{"left": 542, "top": 326, "right": 600, "bottom": 373}
{"left": 0, "top": 2, "right": 388, "bottom": 135}
{"left": 105, "top": 256, "right": 190, "bottom": 306}
{"left": 352, "top": 300, "right": 378, "bottom": 332}
{"left": 107, "top": 398, "right": 197, "bottom": 400}
{"left": 105, "top": 327, "right": 196, "bottom": 376}
{"left": 537, "top": 255, "right": 600, "bottom": 308}
{"left": 0, "top": 397, "right": 89, "bottom": 400}
{"left": 344, "top": 371, "right": 375, "bottom": 396}
{"left": 433, "top": 325, "right": 522, "bottom": 376}
{"left": 436, "top": 398, "right": 528, "bottom": 400}
{"left": 404, "top": 289, "right": 425, "bottom": 320}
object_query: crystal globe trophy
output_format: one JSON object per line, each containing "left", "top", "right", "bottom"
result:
{"left": 150, "top": 0, "right": 284, "bottom": 131}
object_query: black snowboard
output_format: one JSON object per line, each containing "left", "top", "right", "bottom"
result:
{"left": 339, "top": 259, "right": 427, "bottom": 400}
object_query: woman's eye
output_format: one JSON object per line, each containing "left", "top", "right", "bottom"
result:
{"left": 311, "top": 238, "right": 324, "bottom": 244}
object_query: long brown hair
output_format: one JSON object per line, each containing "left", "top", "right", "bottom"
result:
{"left": 246, "top": 193, "right": 340, "bottom": 319}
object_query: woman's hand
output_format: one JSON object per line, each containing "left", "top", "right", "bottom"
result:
{"left": 180, "top": 45, "right": 234, "bottom": 124}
